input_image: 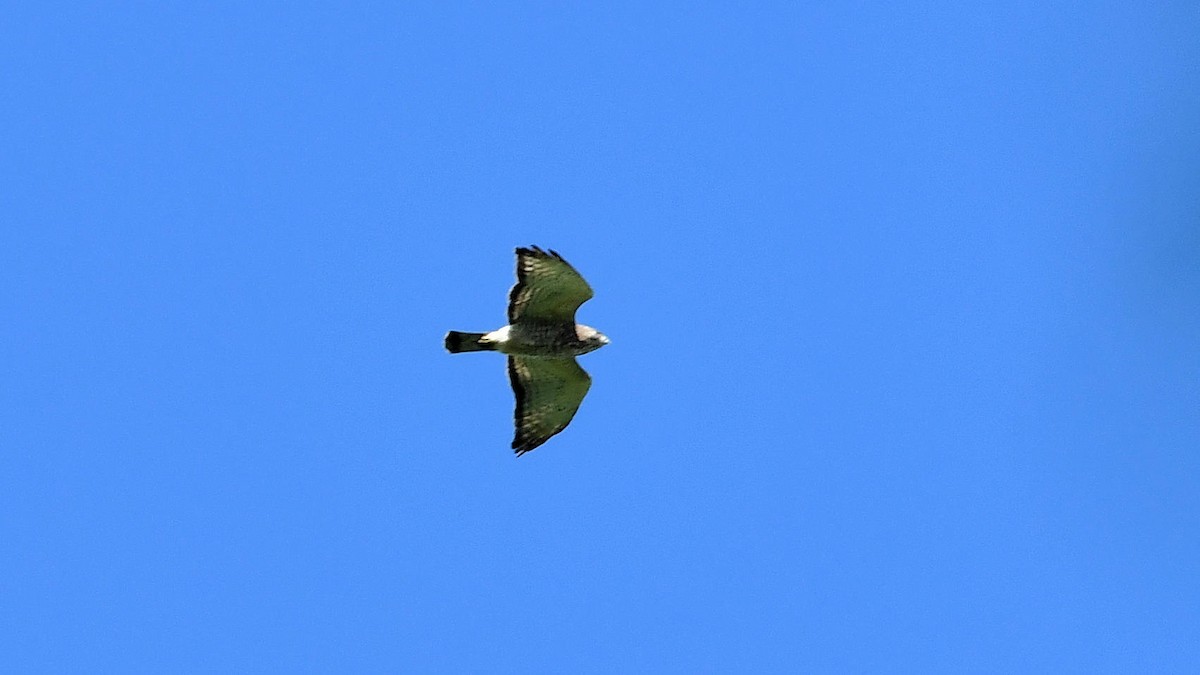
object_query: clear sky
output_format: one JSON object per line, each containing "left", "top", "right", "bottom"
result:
{"left": 3, "top": 2, "right": 1198, "bottom": 672}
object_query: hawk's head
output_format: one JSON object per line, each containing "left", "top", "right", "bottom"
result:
{"left": 576, "top": 324, "right": 610, "bottom": 354}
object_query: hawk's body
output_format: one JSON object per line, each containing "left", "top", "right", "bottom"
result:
{"left": 445, "top": 247, "right": 608, "bottom": 455}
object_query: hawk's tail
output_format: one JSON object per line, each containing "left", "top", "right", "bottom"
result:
{"left": 445, "top": 331, "right": 494, "bottom": 353}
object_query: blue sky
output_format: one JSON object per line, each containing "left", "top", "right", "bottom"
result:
{"left": 3, "top": 2, "right": 1198, "bottom": 671}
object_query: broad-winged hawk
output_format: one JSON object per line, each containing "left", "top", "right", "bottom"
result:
{"left": 445, "top": 246, "right": 609, "bottom": 455}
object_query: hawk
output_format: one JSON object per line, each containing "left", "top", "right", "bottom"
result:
{"left": 445, "top": 246, "right": 609, "bottom": 455}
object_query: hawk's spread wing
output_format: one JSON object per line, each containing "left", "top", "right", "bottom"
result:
{"left": 508, "top": 356, "right": 592, "bottom": 455}
{"left": 508, "top": 246, "right": 594, "bottom": 324}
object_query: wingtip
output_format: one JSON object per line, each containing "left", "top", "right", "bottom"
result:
{"left": 516, "top": 245, "right": 563, "bottom": 261}
{"left": 511, "top": 434, "right": 544, "bottom": 456}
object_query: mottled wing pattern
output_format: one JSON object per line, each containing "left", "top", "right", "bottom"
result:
{"left": 508, "top": 356, "right": 592, "bottom": 455}
{"left": 508, "top": 246, "right": 594, "bottom": 324}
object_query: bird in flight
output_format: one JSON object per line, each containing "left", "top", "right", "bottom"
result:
{"left": 445, "top": 246, "right": 609, "bottom": 455}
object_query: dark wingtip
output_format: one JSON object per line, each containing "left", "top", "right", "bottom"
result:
{"left": 444, "top": 331, "right": 461, "bottom": 353}
{"left": 516, "top": 245, "right": 561, "bottom": 261}
{"left": 511, "top": 430, "right": 548, "bottom": 455}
